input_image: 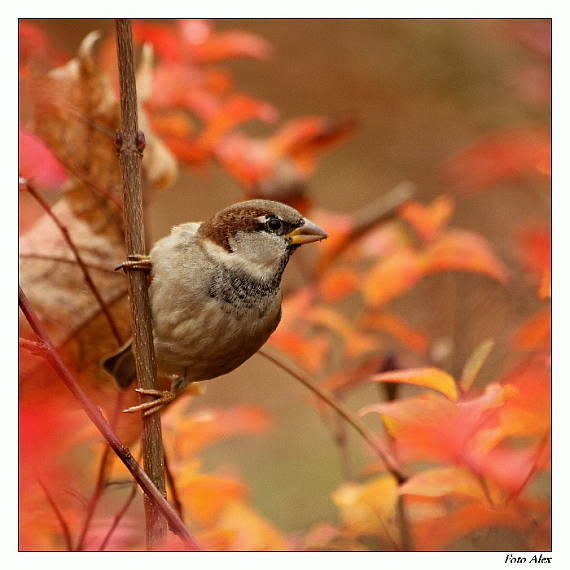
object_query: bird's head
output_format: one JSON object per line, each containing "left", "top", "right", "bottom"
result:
{"left": 198, "top": 199, "right": 327, "bottom": 281}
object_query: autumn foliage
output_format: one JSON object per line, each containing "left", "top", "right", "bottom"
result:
{"left": 19, "top": 19, "right": 550, "bottom": 551}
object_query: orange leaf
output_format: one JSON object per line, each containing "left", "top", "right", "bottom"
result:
{"left": 167, "top": 405, "right": 271, "bottom": 458}
{"left": 319, "top": 267, "right": 360, "bottom": 302}
{"left": 180, "top": 474, "right": 246, "bottom": 527}
{"left": 423, "top": 229, "right": 509, "bottom": 284}
{"left": 512, "top": 306, "right": 550, "bottom": 351}
{"left": 362, "top": 312, "right": 428, "bottom": 354}
{"left": 412, "top": 499, "right": 548, "bottom": 550}
{"left": 399, "top": 195, "right": 454, "bottom": 243}
{"left": 371, "top": 367, "right": 458, "bottom": 400}
{"left": 308, "top": 306, "right": 379, "bottom": 357}
{"left": 362, "top": 248, "right": 424, "bottom": 307}
{"left": 499, "top": 355, "right": 550, "bottom": 437}
{"left": 149, "top": 110, "right": 196, "bottom": 139}
{"left": 399, "top": 466, "right": 485, "bottom": 500}
{"left": 213, "top": 501, "right": 286, "bottom": 551}
{"left": 268, "top": 330, "right": 329, "bottom": 373}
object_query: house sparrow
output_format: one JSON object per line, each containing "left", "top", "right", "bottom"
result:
{"left": 103, "top": 199, "right": 327, "bottom": 415}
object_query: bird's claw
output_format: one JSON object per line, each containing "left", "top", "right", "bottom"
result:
{"left": 115, "top": 254, "right": 152, "bottom": 273}
{"left": 123, "top": 388, "right": 176, "bottom": 417}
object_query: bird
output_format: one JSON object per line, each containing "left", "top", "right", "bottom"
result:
{"left": 102, "top": 199, "right": 327, "bottom": 416}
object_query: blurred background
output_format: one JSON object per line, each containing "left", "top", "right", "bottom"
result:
{"left": 22, "top": 19, "right": 550, "bottom": 538}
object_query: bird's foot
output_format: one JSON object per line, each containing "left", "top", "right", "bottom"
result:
{"left": 123, "top": 388, "right": 176, "bottom": 417}
{"left": 115, "top": 254, "right": 152, "bottom": 273}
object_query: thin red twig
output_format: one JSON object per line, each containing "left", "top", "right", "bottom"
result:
{"left": 98, "top": 482, "right": 138, "bottom": 551}
{"left": 164, "top": 451, "right": 184, "bottom": 522}
{"left": 19, "top": 336, "right": 46, "bottom": 355}
{"left": 36, "top": 476, "right": 74, "bottom": 551}
{"left": 19, "top": 252, "right": 117, "bottom": 274}
{"left": 22, "top": 180, "right": 123, "bottom": 345}
{"left": 75, "top": 392, "right": 126, "bottom": 551}
{"left": 19, "top": 286, "right": 200, "bottom": 550}
{"left": 258, "top": 347, "right": 406, "bottom": 482}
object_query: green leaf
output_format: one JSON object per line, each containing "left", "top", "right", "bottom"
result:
{"left": 460, "top": 339, "right": 495, "bottom": 392}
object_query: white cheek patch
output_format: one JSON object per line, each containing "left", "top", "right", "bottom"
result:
{"left": 203, "top": 231, "right": 288, "bottom": 282}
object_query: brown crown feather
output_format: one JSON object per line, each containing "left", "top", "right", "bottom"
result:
{"left": 198, "top": 200, "right": 304, "bottom": 252}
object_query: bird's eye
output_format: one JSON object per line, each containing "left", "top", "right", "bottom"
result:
{"left": 265, "top": 218, "right": 283, "bottom": 233}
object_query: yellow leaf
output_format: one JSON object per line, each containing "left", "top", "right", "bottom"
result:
{"left": 460, "top": 339, "right": 495, "bottom": 392}
{"left": 371, "top": 367, "right": 458, "bottom": 401}
{"left": 214, "top": 501, "right": 286, "bottom": 551}
{"left": 362, "top": 249, "right": 424, "bottom": 307}
{"left": 332, "top": 475, "right": 399, "bottom": 541}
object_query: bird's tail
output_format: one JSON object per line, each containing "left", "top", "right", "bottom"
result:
{"left": 102, "top": 339, "right": 137, "bottom": 389}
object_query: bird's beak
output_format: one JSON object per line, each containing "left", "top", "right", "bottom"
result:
{"left": 286, "top": 218, "right": 328, "bottom": 245}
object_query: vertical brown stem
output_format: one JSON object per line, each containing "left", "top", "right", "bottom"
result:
{"left": 115, "top": 18, "right": 167, "bottom": 548}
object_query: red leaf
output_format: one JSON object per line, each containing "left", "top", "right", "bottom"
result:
{"left": 133, "top": 22, "right": 184, "bottom": 61}
{"left": 198, "top": 94, "right": 278, "bottom": 149}
{"left": 443, "top": 129, "right": 550, "bottom": 192}
{"left": 19, "top": 128, "right": 67, "bottom": 190}
{"left": 19, "top": 21, "right": 66, "bottom": 67}
{"left": 215, "top": 117, "right": 354, "bottom": 191}
{"left": 361, "top": 383, "right": 513, "bottom": 466}
{"left": 516, "top": 225, "right": 551, "bottom": 295}
{"left": 502, "top": 20, "right": 551, "bottom": 58}
{"left": 269, "top": 116, "right": 355, "bottom": 176}
{"left": 188, "top": 31, "right": 272, "bottom": 63}
{"left": 134, "top": 19, "right": 272, "bottom": 64}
